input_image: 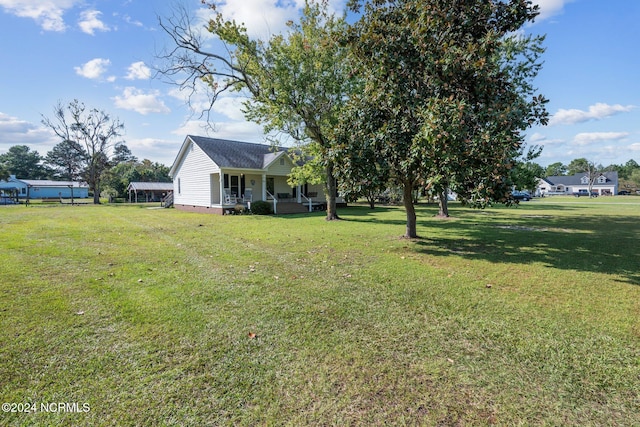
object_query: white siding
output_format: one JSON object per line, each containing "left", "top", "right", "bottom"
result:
{"left": 243, "top": 174, "right": 262, "bottom": 200}
{"left": 266, "top": 155, "right": 294, "bottom": 176}
{"left": 173, "top": 141, "right": 220, "bottom": 207}
{"left": 273, "top": 176, "right": 293, "bottom": 197}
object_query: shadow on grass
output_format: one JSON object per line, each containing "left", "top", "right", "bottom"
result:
{"left": 343, "top": 203, "right": 640, "bottom": 286}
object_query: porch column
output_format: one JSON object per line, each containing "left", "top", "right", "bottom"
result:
{"left": 261, "top": 173, "right": 267, "bottom": 200}
{"left": 219, "top": 171, "right": 225, "bottom": 205}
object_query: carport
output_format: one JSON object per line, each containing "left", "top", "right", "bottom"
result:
{"left": 127, "top": 182, "right": 173, "bottom": 203}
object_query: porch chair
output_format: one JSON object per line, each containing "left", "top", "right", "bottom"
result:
{"left": 242, "top": 188, "right": 253, "bottom": 203}
{"left": 224, "top": 188, "right": 237, "bottom": 204}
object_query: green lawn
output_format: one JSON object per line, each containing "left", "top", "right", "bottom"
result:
{"left": 1, "top": 198, "right": 638, "bottom": 426}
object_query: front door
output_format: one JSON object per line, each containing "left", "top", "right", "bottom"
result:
{"left": 223, "top": 174, "right": 246, "bottom": 200}
{"left": 266, "top": 177, "right": 274, "bottom": 197}
{"left": 230, "top": 175, "right": 240, "bottom": 199}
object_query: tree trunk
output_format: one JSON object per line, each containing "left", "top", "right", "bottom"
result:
{"left": 437, "top": 190, "right": 449, "bottom": 217}
{"left": 367, "top": 195, "right": 375, "bottom": 209}
{"left": 403, "top": 180, "right": 417, "bottom": 238}
{"left": 89, "top": 166, "right": 100, "bottom": 204}
{"left": 92, "top": 179, "right": 101, "bottom": 204}
{"left": 325, "top": 161, "right": 340, "bottom": 220}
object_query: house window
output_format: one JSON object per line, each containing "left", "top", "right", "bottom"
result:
{"left": 280, "top": 158, "right": 285, "bottom": 166}
{"left": 580, "top": 176, "right": 589, "bottom": 184}
{"left": 597, "top": 175, "right": 606, "bottom": 184}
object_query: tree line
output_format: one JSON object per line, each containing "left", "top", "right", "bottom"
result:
{"left": 0, "top": 100, "right": 170, "bottom": 203}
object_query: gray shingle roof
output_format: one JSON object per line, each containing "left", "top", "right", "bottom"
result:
{"left": 189, "top": 136, "right": 286, "bottom": 170}
{"left": 545, "top": 171, "right": 618, "bottom": 186}
{"left": 127, "top": 182, "right": 173, "bottom": 191}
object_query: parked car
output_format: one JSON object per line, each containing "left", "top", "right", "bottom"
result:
{"left": 573, "top": 189, "right": 598, "bottom": 197}
{"left": 618, "top": 190, "right": 631, "bottom": 195}
{"left": 511, "top": 190, "right": 531, "bottom": 201}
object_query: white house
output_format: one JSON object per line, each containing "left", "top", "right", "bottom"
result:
{"left": 169, "top": 136, "right": 333, "bottom": 214}
{"left": 536, "top": 171, "right": 618, "bottom": 196}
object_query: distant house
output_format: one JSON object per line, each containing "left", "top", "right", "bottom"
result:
{"left": 169, "top": 135, "right": 336, "bottom": 214}
{"left": 0, "top": 175, "right": 89, "bottom": 200}
{"left": 126, "top": 182, "right": 173, "bottom": 203}
{"left": 537, "top": 171, "right": 618, "bottom": 196}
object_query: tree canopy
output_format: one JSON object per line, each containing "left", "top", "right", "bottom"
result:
{"left": 511, "top": 158, "right": 545, "bottom": 192}
{"left": 102, "top": 159, "right": 171, "bottom": 198}
{"left": 336, "top": 0, "right": 548, "bottom": 237}
{"left": 0, "top": 145, "right": 49, "bottom": 179}
{"left": 112, "top": 142, "right": 138, "bottom": 165}
{"left": 45, "top": 139, "right": 87, "bottom": 181}
{"left": 545, "top": 161, "right": 567, "bottom": 176}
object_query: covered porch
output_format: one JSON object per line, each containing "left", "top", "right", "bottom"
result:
{"left": 209, "top": 170, "right": 326, "bottom": 214}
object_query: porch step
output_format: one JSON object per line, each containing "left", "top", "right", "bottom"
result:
{"left": 275, "top": 202, "right": 311, "bottom": 214}
{"left": 162, "top": 192, "right": 174, "bottom": 208}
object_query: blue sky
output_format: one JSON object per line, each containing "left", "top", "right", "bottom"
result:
{"left": 0, "top": 0, "right": 638, "bottom": 168}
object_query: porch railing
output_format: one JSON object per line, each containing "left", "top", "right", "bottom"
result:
{"left": 266, "top": 190, "right": 277, "bottom": 214}
{"left": 300, "top": 193, "right": 313, "bottom": 212}
{"left": 162, "top": 192, "right": 174, "bottom": 208}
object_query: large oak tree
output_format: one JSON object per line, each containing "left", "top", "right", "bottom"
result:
{"left": 337, "top": 0, "right": 548, "bottom": 237}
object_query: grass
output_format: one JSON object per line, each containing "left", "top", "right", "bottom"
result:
{"left": 0, "top": 197, "right": 638, "bottom": 426}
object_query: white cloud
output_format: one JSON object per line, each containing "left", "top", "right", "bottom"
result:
{"left": 113, "top": 87, "right": 171, "bottom": 115}
{"left": 528, "top": 132, "right": 565, "bottom": 145}
{"left": 532, "top": 0, "right": 574, "bottom": 22}
{"left": 211, "top": 96, "right": 251, "bottom": 121}
{"left": 171, "top": 120, "right": 211, "bottom": 137}
{"left": 125, "top": 62, "right": 151, "bottom": 80}
{"left": 0, "top": 112, "right": 35, "bottom": 133}
{"left": 572, "top": 132, "right": 629, "bottom": 146}
{"left": 78, "top": 9, "right": 110, "bottom": 35}
{"left": 171, "top": 119, "right": 265, "bottom": 143}
{"left": 629, "top": 143, "right": 640, "bottom": 152}
{"left": 0, "top": 112, "right": 57, "bottom": 152}
{"left": 549, "top": 103, "right": 636, "bottom": 126}
{"left": 0, "top": 0, "right": 78, "bottom": 31}
{"left": 126, "top": 137, "right": 181, "bottom": 165}
{"left": 529, "top": 132, "right": 546, "bottom": 142}
{"left": 74, "top": 58, "right": 111, "bottom": 79}
{"left": 167, "top": 81, "right": 228, "bottom": 117}
{"left": 123, "top": 14, "right": 143, "bottom": 27}
{"left": 205, "top": 0, "right": 344, "bottom": 39}
{"left": 212, "top": 0, "right": 299, "bottom": 38}
{"left": 210, "top": 120, "right": 267, "bottom": 142}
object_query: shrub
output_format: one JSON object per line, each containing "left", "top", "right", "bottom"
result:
{"left": 250, "top": 200, "right": 272, "bottom": 215}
